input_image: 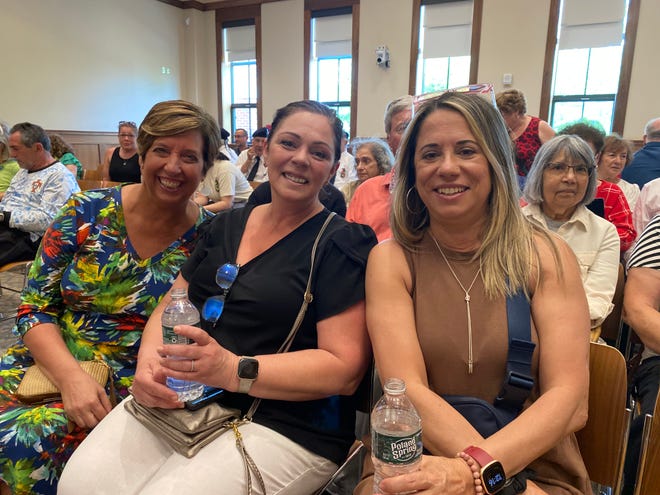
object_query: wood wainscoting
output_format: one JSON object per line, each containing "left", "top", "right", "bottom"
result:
{"left": 48, "top": 130, "right": 119, "bottom": 173}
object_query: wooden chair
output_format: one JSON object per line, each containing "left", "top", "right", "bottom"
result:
{"left": 576, "top": 342, "right": 632, "bottom": 495}
{"left": 601, "top": 263, "right": 626, "bottom": 344}
{"left": 0, "top": 260, "right": 32, "bottom": 322}
{"left": 633, "top": 392, "right": 660, "bottom": 495}
{"left": 76, "top": 179, "right": 121, "bottom": 191}
{"left": 82, "top": 167, "right": 103, "bottom": 180}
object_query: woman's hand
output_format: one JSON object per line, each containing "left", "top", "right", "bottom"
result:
{"left": 377, "top": 455, "right": 474, "bottom": 495}
{"left": 156, "top": 324, "right": 239, "bottom": 393}
{"left": 131, "top": 353, "right": 182, "bottom": 409}
{"left": 59, "top": 369, "right": 113, "bottom": 429}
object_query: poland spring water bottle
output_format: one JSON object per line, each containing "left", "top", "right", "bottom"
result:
{"left": 162, "top": 288, "right": 204, "bottom": 402}
{"left": 371, "top": 377, "right": 422, "bottom": 494}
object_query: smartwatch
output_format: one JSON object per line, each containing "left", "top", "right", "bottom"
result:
{"left": 237, "top": 356, "right": 259, "bottom": 394}
{"left": 463, "top": 446, "right": 506, "bottom": 495}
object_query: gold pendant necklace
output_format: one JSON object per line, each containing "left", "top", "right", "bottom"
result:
{"left": 429, "top": 232, "right": 482, "bottom": 374}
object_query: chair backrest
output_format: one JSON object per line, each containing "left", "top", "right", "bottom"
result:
{"left": 82, "top": 167, "right": 103, "bottom": 180}
{"left": 76, "top": 179, "right": 121, "bottom": 191}
{"left": 634, "top": 393, "right": 660, "bottom": 495}
{"left": 600, "top": 263, "right": 625, "bottom": 343}
{"left": 576, "top": 342, "right": 632, "bottom": 493}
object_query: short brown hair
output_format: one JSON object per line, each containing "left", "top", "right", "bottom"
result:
{"left": 137, "top": 100, "right": 221, "bottom": 176}
{"left": 495, "top": 89, "right": 527, "bottom": 115}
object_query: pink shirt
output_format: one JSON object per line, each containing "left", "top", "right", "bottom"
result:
{"left": 346, "top": 171, "right": 392, "bottom": 242}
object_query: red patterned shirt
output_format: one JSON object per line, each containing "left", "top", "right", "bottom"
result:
{"left": 596, "top": 180, "right": 636, "bottom": 252}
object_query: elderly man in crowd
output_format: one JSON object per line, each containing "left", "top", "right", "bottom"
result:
{"left": 622, "top": 117, "right": 660, "bottom": 189}
{"left": 231, "top": 127, "right": 249, "bottom": 154}
{"left": 237, "top": 127, "right": 268, "bottom": 183}
{"left": 0, "top": 122, "right": 79, "bottom": 265}
{"left": 346, "top": 95, "right": 413, "bottom": 241}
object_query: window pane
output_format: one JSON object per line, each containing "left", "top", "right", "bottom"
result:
{"left": 232, "top": 106, "right": 258, "bottom": 138}
{"left": 248, "top": 63, "right": 257, "bottom": 104}
{"left": 232, "top": 63, "right": 253, "bottom": 104}
{"left": 338, "top": 58, "right": 352, "bottom": 102}
{"left": 336, "top": 105, "right": 351, "bottom": 133}
{"left": 421, "top": 58, "right": 449, "bottom": 93}
{"left": 586, "top": 46, "right": 622, "bottom": 95}
{"left": 318, "top": 59, "right": 340, "bottom": 102}
{"left": 551, "top": 101, "right": 585, "bottom": 129}
{"left": 447, "top": 56, "right": 470, "bottom": 89}
{"left": 553, "top": 49, "right": 589, "bottom": 95}
{"left": 583, "top": 101, "right": 615, "bottom": 133}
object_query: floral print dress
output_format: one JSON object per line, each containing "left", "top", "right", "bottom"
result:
{"left": 0, "top": 186, "right": 210, "bottom": 495}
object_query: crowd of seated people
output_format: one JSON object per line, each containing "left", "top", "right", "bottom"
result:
{"left": 3, "top": 90, "right": 660, "bottom": 495}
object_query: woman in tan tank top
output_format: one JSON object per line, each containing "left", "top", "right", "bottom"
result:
{"left": 362, "top": 92, "right": 591, "bottom": 495}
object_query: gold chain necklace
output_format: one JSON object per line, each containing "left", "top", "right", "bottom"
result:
{"left": 429, "top": 232, "right": 482, "bottom": 374}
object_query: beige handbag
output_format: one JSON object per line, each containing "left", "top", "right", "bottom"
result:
{"left": 15, "top": 360, "right": 116, "bottom": 406}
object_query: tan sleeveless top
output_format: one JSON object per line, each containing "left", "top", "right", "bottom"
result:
{"left": 405, "top": 232, "right": 590, "bottom": 495}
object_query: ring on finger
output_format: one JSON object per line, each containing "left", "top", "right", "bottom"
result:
{"left": 190, "top": 359, "right": 195, "bottom": 373}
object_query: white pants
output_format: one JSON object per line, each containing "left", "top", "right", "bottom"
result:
{"left": 58, "top": 398, "right": 337, "bottom": 495}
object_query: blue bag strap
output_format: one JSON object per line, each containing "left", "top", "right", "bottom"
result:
{"left": 493, "top": 289, "right": 536, "bottom": 415}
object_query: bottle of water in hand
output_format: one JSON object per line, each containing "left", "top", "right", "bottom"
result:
{"left": 371, "top": 377, "right": 422, "bottom": 494}
{"left": 162, "top": 288, "right": 204, "bottom": 402}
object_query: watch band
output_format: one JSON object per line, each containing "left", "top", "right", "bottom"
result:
{"left": 237, "top": 377, "right": 255, "bottom": 394}
{"left": 463, "top": 445, "right": 494, "bottom": 468}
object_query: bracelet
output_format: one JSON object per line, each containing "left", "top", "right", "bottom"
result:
{"left": 457, "top": 451, "right": 484, "bottom": 494}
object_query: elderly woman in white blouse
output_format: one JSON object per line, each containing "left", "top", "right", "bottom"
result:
{"left": 522, "top": 135, "right": 620, "bottom": 337}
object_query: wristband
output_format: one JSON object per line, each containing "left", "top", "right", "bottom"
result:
{"left": 462, "top": 446, "right": 506, "bottom": 495}
{"left": 457, "top": 451, "right": 484, "bottom": 494}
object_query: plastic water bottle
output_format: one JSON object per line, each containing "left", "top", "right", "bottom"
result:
{"left": 162, "top": 288, "right": 204, "bottom": 402}
{"left": 371, "top": 378, "right": 422, "bottom": 494}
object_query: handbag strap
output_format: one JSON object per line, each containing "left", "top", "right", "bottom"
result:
{"left": 244, "top": 211, "right": 337, "bottom": 420}
{"left": 493, "top": 289, "right": 536, "bottom": 416}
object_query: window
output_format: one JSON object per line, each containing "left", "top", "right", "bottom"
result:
{"left": 416, "top": 1, "right": 473, "bottom": 94}
{"left": 309, "top": 11, "right": 353, "bottom": 133}
{"left": 549, "top": 0, "right": 629, "bottom": 133}
{"left": 222, "top": 23, "right": 258, "bottom": 137}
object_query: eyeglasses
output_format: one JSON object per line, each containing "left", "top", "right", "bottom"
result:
{"left": 201, "top": 263, "right": 240, "bottom": 324}
{"left": 546, "top": 162, "right": 592, "bottom": 177}
{"left": 119, "top": 133, "right": 136, "bottom": 138}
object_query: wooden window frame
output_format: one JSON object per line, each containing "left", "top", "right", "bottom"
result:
{"left": 304, "top": 0, "right": 359, "bottom": 139}
{"left": 409, "top": 0, "right": 483, "bottom": 95}
{"left": 539, "top": 0, "right": 640, "bottom": 134}
{"left": 216, "top": 5, "right": 263, "bottom": 131}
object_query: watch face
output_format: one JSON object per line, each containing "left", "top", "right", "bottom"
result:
{"left": 238, "top": 358, "right": 259, "bottom": 379}
{"left": 482, "top": 461, "right": 506, "bottom": 494}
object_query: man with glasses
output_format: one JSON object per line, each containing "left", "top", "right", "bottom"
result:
{"left": 0, "top": 122, "right": 80, "bottom": 265}
{"left": 346, "top": 95, "right": 413, "bottom": 241}
{"left": 232, "top": 128, "right": 249, "bottom": 154}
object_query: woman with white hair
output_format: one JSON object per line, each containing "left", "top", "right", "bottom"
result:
{"left": 522, "top": 135, "right": 620, "bottom": 336}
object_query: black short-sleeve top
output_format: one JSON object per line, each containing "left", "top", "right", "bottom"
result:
{"left": 181, "top": 205, "right": 377, "bottom": 464}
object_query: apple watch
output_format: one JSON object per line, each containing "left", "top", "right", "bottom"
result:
{"left": 463, "top": 446, "right": 506, "bottom": 495}
{"left": 237, "top": 356, "right": 259, "bottom": 394}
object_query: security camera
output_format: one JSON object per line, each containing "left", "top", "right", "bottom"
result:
{"left": 376, "top": 46, "right": 390, "bottom": 68}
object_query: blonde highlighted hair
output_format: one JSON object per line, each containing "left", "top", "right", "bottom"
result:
{"left": 391, "top": 91, "right": 539, "bottom": 299}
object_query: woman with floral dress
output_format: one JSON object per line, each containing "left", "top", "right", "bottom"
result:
{"left": 0, "top": 100, "right": 221, "bottom": 495}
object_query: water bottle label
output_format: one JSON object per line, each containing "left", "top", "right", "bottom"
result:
{"left": 162, "top": 325, "right": 192, "bottom": 345}
{"left": 373, "top": 429, "right": 422, "bottom": 464}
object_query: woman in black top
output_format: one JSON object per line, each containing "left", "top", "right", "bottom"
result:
{"left": 102, "top": 121, "right": 141, "bottom": 182}
{"left": 59, "top": 101, "right": 377, "bottom": 495}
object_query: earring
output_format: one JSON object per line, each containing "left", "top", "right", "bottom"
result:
{"left": 405, "top": 186, "right": 425, "bottom": 216}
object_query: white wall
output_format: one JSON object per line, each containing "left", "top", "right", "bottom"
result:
{"left": 355, "top": 0, "right": 414, "bottom": 139}
{"left": 2, "top": 0, "right": 187, "bottom": 131}
{"left": 478, "top": 0, "right": 551, "bottom": 116}
{"left": 261, "top": 0, "right": 305, "bottom": 123}
{"left": 624, "top": 0, "right": 660, "bottom": 138}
